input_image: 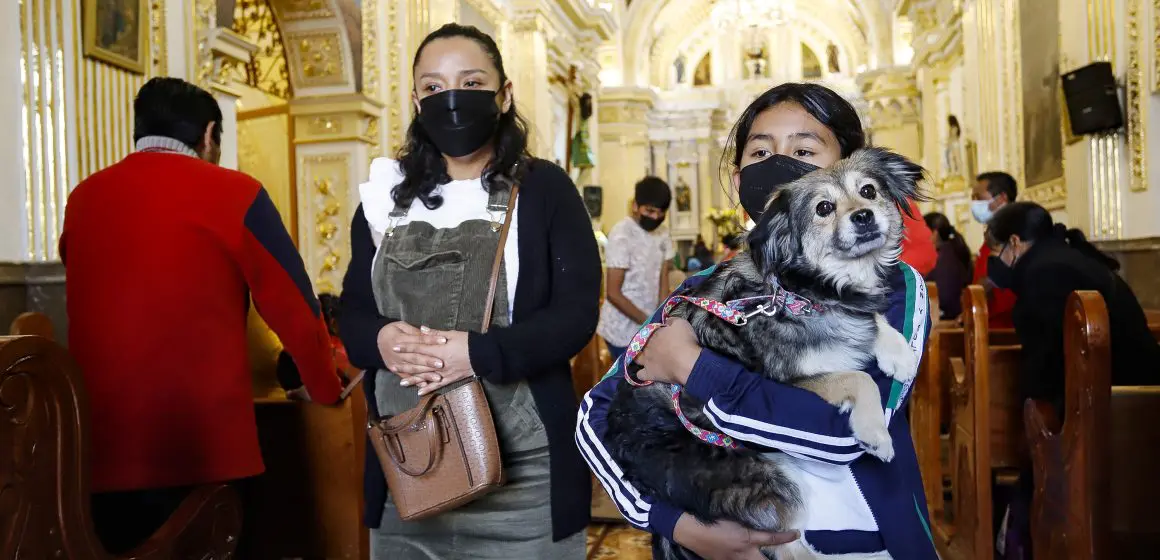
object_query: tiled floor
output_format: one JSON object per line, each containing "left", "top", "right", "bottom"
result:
{"left": 586, "top": 523, "right": 652, "bottom": 559}
{"left": 586, "top": 482, "right": 652, "bottom": 558}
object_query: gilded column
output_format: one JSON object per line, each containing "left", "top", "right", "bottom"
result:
{"left": 597, "top": 87, "right": 655, "bottom": 231}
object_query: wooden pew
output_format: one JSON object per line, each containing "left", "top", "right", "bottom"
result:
{"left": 0, "top": 335, "right": 242, "bottom": 560}
{"left": 935, "top": 285, "right": 1025, "bottom": 560}
{"left": 1025, "top": 291, "right": 1160, "bottom": 559}
{"left": 7, "top": 311, "right": 54, "bottom": 340}
{"left": 914, "top": 283, "right": 1018, "bottom": 527}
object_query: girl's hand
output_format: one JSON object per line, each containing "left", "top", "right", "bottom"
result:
{"left": 377, "top": 321, "right": 447, "bottom": 378}
{"left": 400, "top": 328, "right": 474, "bottom": 396}
{"left": 636, "top": 318, "right": 702, "bottom": 385}
{"left": 673, "top": 514, "right": 799, "bottom": 560}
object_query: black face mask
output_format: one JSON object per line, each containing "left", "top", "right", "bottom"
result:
{"left": 987, "top": 246, "right": 1017, "bottom": 290}
{"left": 418, "top": 89, "right": 500, "bottom": 157}
{"left": 739, "top": 155, "right": 821, "bottom": 220}
{"left": 639, "top": 215, "right": 664, "bottom": 232}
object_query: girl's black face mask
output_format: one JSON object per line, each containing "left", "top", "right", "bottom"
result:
{"left": 418, "top": 89, "right": 500, "bottom": 157}
{"left": 739, "top": 155, "right": 821, "bottom": 220}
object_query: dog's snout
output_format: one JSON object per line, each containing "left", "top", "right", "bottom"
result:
{"left": 851, "top": 209, "right": 875, "bottom": 227}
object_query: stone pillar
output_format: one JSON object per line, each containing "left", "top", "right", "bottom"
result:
{"left": 696, "top": 139, "right": 714, "bottom": 241}
{"left": 651, "top": 140, "right": 669, "bottom": 182}
{"left": 290, "top": 95, "right": 383, "bottom": 293}
{"left": 508, "top": 10, "right": 554, "bottom": 158}
{"left": 0, "top": 0, "right": 25, "bottom": 262}
{"left": 597, "top": 87, "right": 655, "bottom": 231}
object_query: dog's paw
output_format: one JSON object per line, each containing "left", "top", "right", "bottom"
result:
{"left": 874, "top": 324, "right": 917, "bottom": 382}
{"left": 851, "top": 415, "right": 895, "bottom": 462}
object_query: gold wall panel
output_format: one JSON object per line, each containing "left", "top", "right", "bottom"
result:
{"left": 300, "top": 154, "right": 350, "bottom": 293}
{"left": 281, "top": 0, "right": 335, "bottom": 20}
{"left": 238, "top": 111, "right": 296, "bottom": 236}
{"left": 285, "top": 30, "right": 347, "bottom": 87}
{"left": 362, "top": 0, "right": 380, "bottom": 100}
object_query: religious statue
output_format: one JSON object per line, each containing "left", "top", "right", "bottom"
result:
{"left": 693, "top": 53, "right": 712, "bottom": 86}
{"left": 827, "top": 43, "right": 840, "bottom": 73}
{"left": 674, "top": 54, "right": 686, "bottom": 85}
{"left": 570, "top": 93, "right": 595, "bottom": 169}
{"left": 943, "top": 115, "right": 963, "bottom": 179}
{"left": 674, "top": 178, "right": 692, "bottom": 212}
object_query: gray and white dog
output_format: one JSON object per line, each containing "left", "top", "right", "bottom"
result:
{"left": 605, "top": 147, "right": 926, "bottom": 559}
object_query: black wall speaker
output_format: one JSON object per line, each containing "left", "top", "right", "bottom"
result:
{"left": 1061, "top": 62, "right": 1123, "bottom": 136}
{"left": 582, "top": 185, "right": 603, "bottom": 218}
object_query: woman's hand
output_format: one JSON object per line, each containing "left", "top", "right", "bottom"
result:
{"left": 673, "top": 514, "right": 799, "bottom": 560}
{"left": 400, "top": 327, "right": 474, "bottom": 396}
{"left": 636, "top": 318, "right": 703, "bottom": 385}
{"left": 377, "top": 322, "right": 447, "bottom": 379}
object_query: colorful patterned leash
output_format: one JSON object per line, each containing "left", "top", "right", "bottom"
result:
{"left": 616, "top": 288, "right": 823, "bottom": 450}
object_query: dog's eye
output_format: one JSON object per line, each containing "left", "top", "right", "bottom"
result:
{"left": 815, "top": 201, "right": 835, "bottom": 217}
{"left": 859, "top": 184, "right": 877, "bottom": 199}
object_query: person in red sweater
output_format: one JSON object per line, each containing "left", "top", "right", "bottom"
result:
{"left": 60, "top": 77, "right": 343, "bottom": 553}
{"left": 900, "top": 199, "right": 937, "bottom": 276}
{"left": 970, "top": 171, "right": 1019, "bottom": 327}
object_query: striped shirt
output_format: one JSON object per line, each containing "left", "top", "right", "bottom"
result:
{"left": 576, "top": 263, "right": 937, "bottom": 558}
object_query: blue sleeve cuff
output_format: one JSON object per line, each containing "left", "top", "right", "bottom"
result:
{"left": 649, "top": 501, "right": 684, "bottom": 541}
{"left": 683, "top": 348, "right": 746, "bottom": 402}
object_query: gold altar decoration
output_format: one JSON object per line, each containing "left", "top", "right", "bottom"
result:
{"left": 706, "top": 208, "right": 745, "bottom": 240}
{"left": 232, "top": 0, "right": 292, "bottom": 99}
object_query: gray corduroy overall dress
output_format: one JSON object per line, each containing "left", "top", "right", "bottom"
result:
{"left": 368, "top": 186, "right": 585, "bottom": 559}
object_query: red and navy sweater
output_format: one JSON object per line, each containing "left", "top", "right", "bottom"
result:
{"left": 61, "top": 140, "right": 341, "bottom": 492}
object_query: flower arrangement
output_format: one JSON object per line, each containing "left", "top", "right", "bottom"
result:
{"left": 706, "top": 207, "right": 745, "bottom": 239}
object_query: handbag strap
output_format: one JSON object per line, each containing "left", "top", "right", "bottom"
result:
{"left": 480, "top": 185, "right": 519, "bottom": 334}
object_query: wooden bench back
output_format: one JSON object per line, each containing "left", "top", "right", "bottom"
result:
{"left": 1026, "top": 292, "right": 1160, "bottom": 559}
{"left": 937, "top": 285, "right": 1025, "bottom": 558}
{"left": 0, "top": 336, "right": 242, "bottom": 560}
{"left": 915, "top": 282, "right": 1019, "bottom": 527}
{"left": 8, "top": 311, "right": 54, "bottom": 340}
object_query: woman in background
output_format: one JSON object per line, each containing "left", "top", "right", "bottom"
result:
{"left": 924, "top": 212, "right": 972, "bottom": 320}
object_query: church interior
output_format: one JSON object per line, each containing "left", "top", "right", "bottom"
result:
{"left": 3, "top": 0, "right": 1160, "bottom": 558}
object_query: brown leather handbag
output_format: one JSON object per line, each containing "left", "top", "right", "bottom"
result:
{"left": 365, "top": 186, "right": 519, "bottom": 521}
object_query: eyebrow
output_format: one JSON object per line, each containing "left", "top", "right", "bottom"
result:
{"left": 417, "top": 68, "right": 489, "bottom": 81}
{"left": 745, "top": 131, "right": 829, "bottom": 145}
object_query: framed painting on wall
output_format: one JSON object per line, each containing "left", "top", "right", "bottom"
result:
{"left": 1017, "top": 0, "right": 1064, "bottom": 190}
{"left": 83, "top": 0, "right": 149, "bottom": 74}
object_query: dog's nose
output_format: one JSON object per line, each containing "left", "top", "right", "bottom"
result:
{"left": 851, "top": 209, "right": 875, "bottom": 227}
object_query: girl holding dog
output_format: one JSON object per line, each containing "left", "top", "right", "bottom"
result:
{"left": 578, "top": 82, "right": 937, "bottom": 559}
{"left": 340, "top": 23, "right": 600, "bottom": 560}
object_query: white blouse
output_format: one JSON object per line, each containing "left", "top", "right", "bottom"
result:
{"left": 359, "top": 158, "right": 520, "bottom": 320}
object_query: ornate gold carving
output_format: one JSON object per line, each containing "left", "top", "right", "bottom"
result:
{"left": 302, "top": 154, "right": 350, "bottom": 292}
{"left": 232, "top": 0, "right": 292, "bottom": 99}
{"left": 1023, "top": 178, "right": 1067, "bottom": 210}
{"left": 150, "top": 0, "right": 167, "bottom": 75}
{"left": 286, "top": 31, "right": 345, "bottom": 86}
{"left": 511, "top": 11, "right": 545, "bottom": 33}
{"left": 1154, "top": 0, "right": 1160, "bottom": 91}
{"left": 193, "top": 0, "right": 216, "bottom": 88}
{"left": 1127, "top": 0, "right": 1148, "bottom": 192}
{"left": 361, "top": 0, "right": 379, "bottom": 99}
{"left": 281, "top": 0, "right": 333, "bottom": 20}
{"left": 308, "top": 116, "right": 344, "bottom": 136}
{"left": 385, "top": 0, "right": 402, "bottom": 155}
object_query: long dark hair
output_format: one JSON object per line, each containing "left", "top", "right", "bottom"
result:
{"left": 988, "top": 202, "right": 1119, "bottom": 271}
{"left": 394, "top": 23, "right": 531, "bottom": 209}
{"left": 924, "top": 212, "right": 971, "bottom": 271}
{"left": 722, "top": 82, "right": 865, "bottom": 175}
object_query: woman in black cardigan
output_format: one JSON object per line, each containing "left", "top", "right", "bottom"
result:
{"left": 339, "top": 23, "right": 600, "bottom": 559}
{"left": 985, "top": 201, "right": 1158, "bottom": 407}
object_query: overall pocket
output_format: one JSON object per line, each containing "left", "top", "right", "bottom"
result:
{"left": 381, "top": 250, "right": 466, "bottom": 331}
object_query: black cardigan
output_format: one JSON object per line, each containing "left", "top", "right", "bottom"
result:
{"left": 1009, "top": 238, "right": 1160, "bottom": 408}
{"left": 339, "top": 159, "right": 600, "bottom": 540}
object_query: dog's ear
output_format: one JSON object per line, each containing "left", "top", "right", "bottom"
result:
{"left": 747, "top": 189, "right": 800, "bottom": 276}
{"left": 861, "top": 147, "right": 928, "bottom": 217}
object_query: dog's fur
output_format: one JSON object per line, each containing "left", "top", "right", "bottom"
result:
{"left": 604, "top": 148, "right": 926, "bottom": 559}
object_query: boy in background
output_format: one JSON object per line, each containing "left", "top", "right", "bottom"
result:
{"left": 597, "top": 177, "right": 674, "bottom": 358}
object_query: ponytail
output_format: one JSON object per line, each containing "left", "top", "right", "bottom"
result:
{"left": 1061, "top": 226, "right": 1120, "bottom": 271}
